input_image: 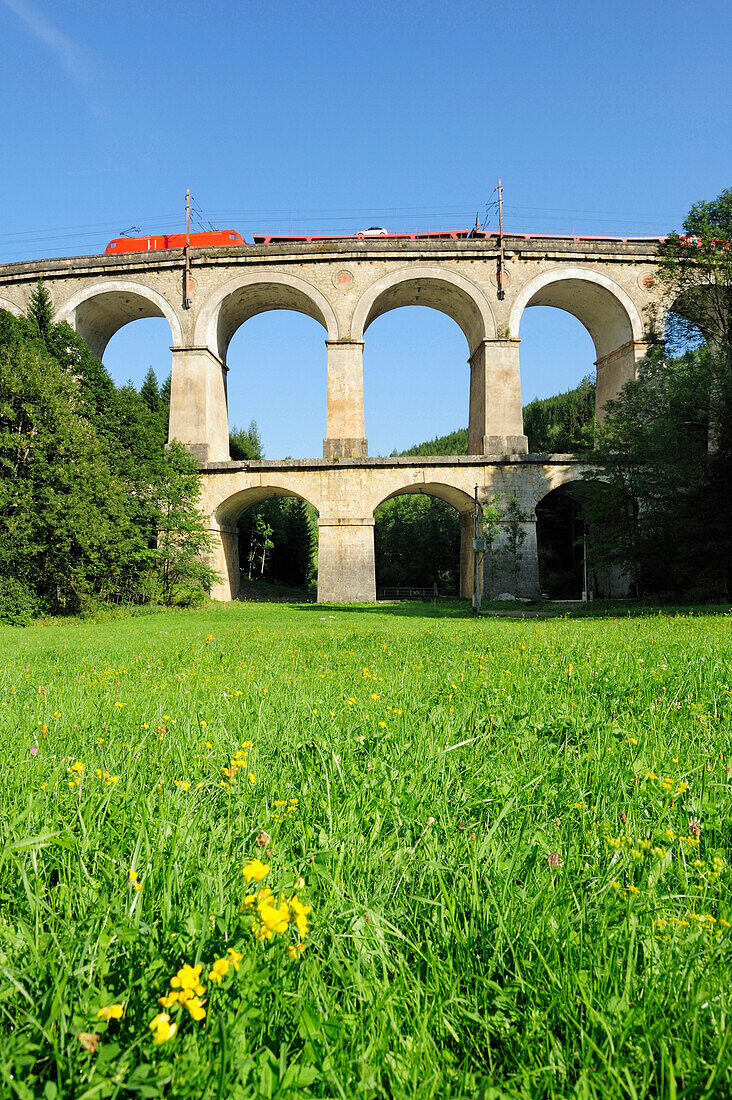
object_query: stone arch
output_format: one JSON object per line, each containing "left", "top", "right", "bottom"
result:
{"left": 508, "top": 268, "right": 644, "bottom": 361}
{"left": 0, "top": 295, "right": 22, "bottom": 317}
{"left": 209, "top": 483, "right": 320, "bottom": 602}
{"left": 195, "top": 272, "right": 340, "bottom": 361}
{"left": 213, "top": 483, "right": 320, "bottom": 527}
{"left": 351, "top": 265, "right": 494, "bottom": 353}
{"left": 534, "top": 469, "right": 623, "bottom": 599}
{"left": 57, "top": 280, "right": 183, "bottom": 359}
{"left": 372, "top": 480, "right": 478, "bottom": 599}
{"left": 373, "top": 479, "right": 477, "bottom": 515}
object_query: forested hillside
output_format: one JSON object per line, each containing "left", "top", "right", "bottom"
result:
{"left": 397, "top": 376, "right": 596, "bottom": 457}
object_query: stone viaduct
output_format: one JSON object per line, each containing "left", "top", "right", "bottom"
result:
{"left": 0, "top": 234, "right": 668, "bottom": 601}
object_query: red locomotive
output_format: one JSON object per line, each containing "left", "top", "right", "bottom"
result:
{"left": 105, "top": 230, "right": 244, "bottom": 254}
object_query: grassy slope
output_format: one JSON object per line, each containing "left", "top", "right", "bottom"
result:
{"left": 2, "top": 602, "right": 732, "bottom": 1098}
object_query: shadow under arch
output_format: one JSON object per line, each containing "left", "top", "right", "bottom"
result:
{"left": 373, "top": 481, "right": 477, "bottom": 599}
{"left": 57, "top": 280, "right": 183, "bottom": 360}
{"left": 216, "top": 484, "right": 320, "bottom": 527}
{"left": 351, "top": 265, "right": 494, "bottom": 353}
{"left": 215, "top": 484, "right": 319, "bottom": 601}
{"left": 535, "top": 476, "right": 627, "bottom": 600}
{"left": 195, "top": 272, "right": 339, "bottom": 362}
{"left": 509, "top": 269, "right": 646, "bottom": 422}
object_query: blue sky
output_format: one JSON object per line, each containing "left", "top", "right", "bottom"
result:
{"left": 2, "top": 0, "right": 730, "bottom": 457}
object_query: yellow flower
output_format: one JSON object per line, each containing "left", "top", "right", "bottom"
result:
{"left": 208, "top": 958, "right": 229, "bottom": 984}
{"left": 258, "top": 897, "right": 290, "bottom": 934}
{"left": 128, "top": 869, "right": 138, "bottom": 883}
{"left": 290, "top": 894, "right": 311, "bottom": 939}
{"left": 149, "top": 1013, "right": 177, "bottom": 1044}
{"left": 97, "top": 1003, "right": 124, "bottom": 1020}
{"left": 227, "top": 948, "right": 243, "bottom": 970}
{"left": 185, "top": 997, "right": 206, "bottom": 1021}
{"left": 243, "top": 859, "right": 270, "bottom": 883}
{"left": 248, "top": 773, "right": 256, "bottom": 785}
{"left": 170, "top": 963, "right": 205, "bottom": 996}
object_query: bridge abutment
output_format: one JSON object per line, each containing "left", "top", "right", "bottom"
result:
{"left": 468, "top": 339, "right": 529, "bottom": 455}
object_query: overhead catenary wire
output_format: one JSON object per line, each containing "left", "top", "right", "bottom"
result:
{"left": 0, "top": 198, "right": 686, "bottom": 264}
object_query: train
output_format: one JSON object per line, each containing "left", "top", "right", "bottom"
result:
{"left": 104, "top": 228, "right": 668, "bottom": 253}
{"left": 105, "top": 230, "right": 245, "bottom": 254}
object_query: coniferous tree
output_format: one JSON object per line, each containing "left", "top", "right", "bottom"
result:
{"left": 26, "top": 278, "right": 55, "bottom": 336}
{"left": 230, "top": 419, "right": 264, "bottom": 460}
{"left": 140, "top": 367, "right": 161, "bottom": 413}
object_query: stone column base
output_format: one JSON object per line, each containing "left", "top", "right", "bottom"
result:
{"left": 475, "top": 434, "right": 529, "bottom": 456}
{"left": 459, "top": 512, "right": 475, "bottom": 599}
{"left": 323, "top": 437, "right": 369, "bottom": 458}
{"left": 208, "top": 524, "right": 239, "bottom": 601}
{"left": 317, "top": 518, "right": 375, "bottom": 602}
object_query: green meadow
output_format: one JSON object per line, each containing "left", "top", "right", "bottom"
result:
{"left": 2, "top": 601, "right": 732, "bottom": 1099}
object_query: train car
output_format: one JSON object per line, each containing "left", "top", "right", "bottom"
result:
{"left": 252, "top": 229, "right": 472, "bottom": 244}
{"left": 251, "top": 230, "right": 669, "bottom": 246}
{"left": 105, "top": 230, "right": 245, "bottom": 254}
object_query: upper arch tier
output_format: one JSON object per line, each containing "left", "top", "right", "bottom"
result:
{"left": 350, "top": 265, "right": 494, "bottom": 352}
{"left": 57, "top": 280, "right": 183, "bottom": 359}
{"left": 508, "top": 268, "right": 645, "bottom": 361}
{"left": 195, "top": 271, "right": 340, "bottom": 360}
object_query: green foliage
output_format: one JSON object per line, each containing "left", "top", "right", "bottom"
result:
{"left": 26, "top": 277, "right": 55, "bottom": 335}
{"left": 230, "top": 420, "right": 264, "bottom": 461}
{"left": 238, "top": 496, "right": 315, "bottom": 590}
{"left": 375, "top": 494, "right": 460, "bottom": 591}
{"left": 582, "top": 188, "right": 732, "bottom": 601}
{"left": 0, "top": 577, "right": 39, "bottom": 625}
{"left": 397, "top": 427, "right": 468, "bottom": 457}
{"left": 658, "top": 188, "right": 732, "bottom": 357}
{"left": 1, "top": 603, "right": 732, "bottom": 1096}
{"left": 151, "top": 441, "right": 218, "bottom": 606}
{"left": 0, "top": 310, "right": 217, "bottom": 617}
{"left": 139, "top": 367, "right": 161, "bottom": 413}
{"left": 522, "top": 375, "right": 596, "bottom": 453}
{"left": 503, "top": 494, "right": 528, "bottom": 592}
{"left": 583, "top": 347, "right": 724, "bottom": 598}
{"left": 396, "top": 378, "right": 596, "bottom": 459}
